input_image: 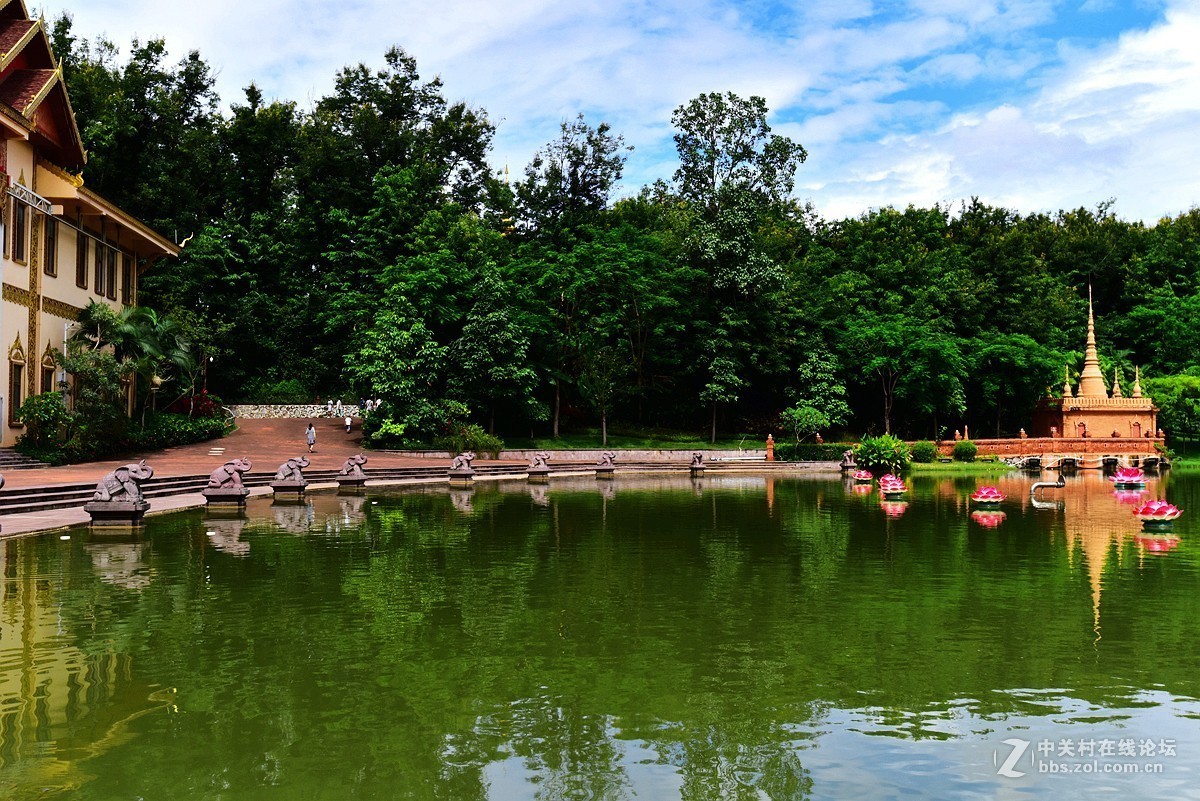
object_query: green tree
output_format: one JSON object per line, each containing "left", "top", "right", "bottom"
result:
{"left": 672, "top": 91, "right": 806, "bottom": 215}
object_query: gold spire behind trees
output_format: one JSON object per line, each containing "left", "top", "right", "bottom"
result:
{"left": 1077, "top": 285, "right": 1109, "bottom": 398}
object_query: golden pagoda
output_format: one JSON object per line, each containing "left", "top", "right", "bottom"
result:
{"left": 1031, "top": 289, "right": 1159, "bottom": 441}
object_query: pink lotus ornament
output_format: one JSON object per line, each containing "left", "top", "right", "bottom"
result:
{"left": 1135, "top": 534, "right": 1180, "bottom": 554}
{"left": 880, "top": 500, "right": 908, "bottom": 518}
{"left": 970, "top": 510, "right": 1007, "bottom": 528}
{"left": 878, "top": 474, "right": 907, "bottom": 498}
{"left": 1133, "top": 499, "right": 1183, "bottom": 531}
{"left": 853, "top": 469, "right": 874, "bottom": 483}
{"left": 1110, "top": 466, "right": 1148, "bottom": 488}
{"left": 970, "top": 486, "right": 1006, "bottom": 506}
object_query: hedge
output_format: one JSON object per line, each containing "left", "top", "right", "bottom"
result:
{"left": 774, "top": 442, "right": 850, "bottom": 461}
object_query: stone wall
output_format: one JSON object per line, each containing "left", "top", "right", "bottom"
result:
{"left": 383, "top": 448, "right": 768, "bottom": 463}
{"left": 936, "top": 437, "right": 1165, "bottom": 457}
{"left": 228, "top": 405, "right": 362, "bottom": 419}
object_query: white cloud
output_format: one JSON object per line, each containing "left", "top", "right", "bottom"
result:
{"left": 36, "top": 0, "right": 1200, "bottom": 221}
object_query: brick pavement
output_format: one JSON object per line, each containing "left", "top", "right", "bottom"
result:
{"left": 0, "top": 417, "right": 510, "bottom": 491}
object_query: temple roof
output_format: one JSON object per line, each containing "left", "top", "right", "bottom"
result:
{"left": 0, "top": 1, "right": 86, "bottom": 168}
{"left": 0, "top": 18, "right": 35, "bottom": 57}
{"left": 0, "top": 67, "right": 55, "bottom": 114}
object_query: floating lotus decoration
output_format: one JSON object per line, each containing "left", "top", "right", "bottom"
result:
{"left": 852, "top": 469, "right": 874, "bottom": 483}
{"left": 1135, "top": 534, "right": 1180, "bottom": 554}
{"left": 1110, "top": 466, "right": 1148, "bottom": 488}
{"left": 880, "top": 500, "right": 908, "bottom": 518}
{"left": 970, "top": 486, "right": 1006, "bottom": 506}
{"left": 1133, "top": 499, "right": 1183, "bottom": 531}
{"left": 970, "top": 510, "right": 1007, "bottom": 528}
{"left": 878, "top": 474, "right": 908, "bottom": 498}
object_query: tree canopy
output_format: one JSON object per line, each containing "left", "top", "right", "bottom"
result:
{"left": 54, "top": 13, "right": 1200, "bottom": 447}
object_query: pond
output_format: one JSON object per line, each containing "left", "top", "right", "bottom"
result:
{"left": 2, "top": 471, "right": 1199, "bottom": 800}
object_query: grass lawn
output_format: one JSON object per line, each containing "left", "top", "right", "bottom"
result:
{"left": 502, "top": 428, "right": 768, "bottom": 451}
{"left": 909, "top": 461, "right": 1015, "bottom": 474}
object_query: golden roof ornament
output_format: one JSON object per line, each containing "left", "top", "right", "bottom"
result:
{"left": 1077, "top": 286, "right": 1108, "bottom": 398}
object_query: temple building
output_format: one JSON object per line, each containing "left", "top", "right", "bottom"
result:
{"left": 0, "top": 0, "right": 178, "bottom": 447}
{"left": 1031, "top": 291, "right": 1158, "bottom": 440}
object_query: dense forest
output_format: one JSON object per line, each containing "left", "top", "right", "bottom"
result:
{"left": 48, "top": 17, "right": 1200, "bottom": 446}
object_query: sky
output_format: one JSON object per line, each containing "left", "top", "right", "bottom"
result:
{"left": 36, "top": 0, "right": 1200, "bottom": 223}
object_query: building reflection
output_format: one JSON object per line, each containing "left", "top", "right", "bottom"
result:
{"left": 987, "top": 470, "right": 1172, "bottom": 637}
{"left": 0, "top": 538, "right": 166, "bottom": 795}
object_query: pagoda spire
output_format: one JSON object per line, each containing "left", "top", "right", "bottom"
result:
{"left": 1112, "top": 367, "right": 1123, "bottom": 398}
{"left": 1063, "top": 365, "right": 1074, "bottom": 398}
{"left": 1132, "top": 366, "right": 1143, "bottom": 398}
{"left": 1077, "top": 285, "right": 1108, "bottom": 397}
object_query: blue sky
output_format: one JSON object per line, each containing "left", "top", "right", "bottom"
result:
{"left": 40, "top": 0, "right": 1200, "bottom": 222}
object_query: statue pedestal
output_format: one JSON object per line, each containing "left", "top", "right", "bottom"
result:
{"left": 595, "top": 467, "right": 615, "bottom": 480}
{"left": 84, "top": 499, "right": 150, "bottom": 528}
{"left": 527, "top": 467, "right": 551, "bottom": 484}
{"left": 202, "top": 487, "right": 250, "bottom": 507}
{"left": 270, "top": 480, "right": 307, "bottom": 499}
{"left": 336, "top": 476, "right": 367, "bottom": 489}
{"left": 448, "top": 469, "right": 475, "bottom": 487}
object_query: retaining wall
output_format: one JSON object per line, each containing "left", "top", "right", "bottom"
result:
{"left": 228, "top": 404, "right": 362, "bottom": 419}
{"left": 935, "top": 436, "right": 1165, "bottom": 457}
{"left": 383, "top": 448, "right": 768, "bottom": 463}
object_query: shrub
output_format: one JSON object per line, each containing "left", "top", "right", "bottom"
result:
{"left": 774, "top": 442, "right": 849, "bottom": 462}
{"left": 126, "top": 413, "right": 228, "bottom": 451}
{"left": 434, "top": 423, "right": 505, "bottom": 459}
{"left": 16, "top": 392, "right": 71, "bottom": 449}
{"left": 164, "top": 390, "right": 226, "bottom": 418}
{"left": 952, "top": 440, "right": 978, "bottom": 462}
{"left": 855, "top": 434, "right": 911, "bottom": 474}
{"left": 240, "top": 378, "right": 311, "bottom": 404}
{"left": 910, "top": 440, "right": 938, "bottom": 463}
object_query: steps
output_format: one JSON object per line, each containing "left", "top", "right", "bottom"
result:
{"left": 0, "top": 448, "right": 49, "bottom": 470}
{"left": 0, "top": 460, "right": 819, "bottom": 518}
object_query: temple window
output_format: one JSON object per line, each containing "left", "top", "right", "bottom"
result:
{"left": 40, "top": 344, "right": 56, "bottom": 394}
{"left": 93, "top": 239, "right": 104, "bottom": 296}
{"left": 106, "top": 247, "right": 117, "bottom": 299}
{"left": 8, "top": 335, "right": 25, "bottom": 427}
{"left": 11, "top": 200, "right": 26, "bottom": 263}
{"left": 43, "top": 217, "right": 58, "bottom": 276}
{"left": 75, "top": 230, "right": 89, "bottom": 288}
{"left": 121, "top": 253, "right": 133, "bottom": 304}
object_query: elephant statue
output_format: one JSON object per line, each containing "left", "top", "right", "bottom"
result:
{"left": 93, "top": 461, "right": 154, "bottom": 502}
{"left": 207, "top": 457, "right": 252, "bottom": 489}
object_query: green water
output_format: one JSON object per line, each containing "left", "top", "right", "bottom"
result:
{"left": 3, "top": 472, "right": 1200, "bottom": 800}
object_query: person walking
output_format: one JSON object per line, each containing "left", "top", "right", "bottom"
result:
{"left": 334, "top": 398, "right": 343, "bottom": 417}
{"left": 344, "top": 414, "right": 352, "bottom": 434}
{"left": 325, "top": 399, "right": 333, "bottom": 417}
{"left": 306, "top": 423, "right": 317, "bottom": 453}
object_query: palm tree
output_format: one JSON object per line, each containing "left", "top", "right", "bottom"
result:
{"left": 69, "top": 301, "right": 196, "bottom": 422}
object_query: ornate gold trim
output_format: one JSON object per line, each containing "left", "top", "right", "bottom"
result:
{"left": 2, "top": 282, "right": 33, "bottom": 308}
{"left": 41, "top": 296, "right": 84, "bottom": 320}
{"left": 8, "top": 332, "right": 24, "bottom": 362}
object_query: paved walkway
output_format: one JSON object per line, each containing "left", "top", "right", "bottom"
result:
{"left": 0, "top": 417, "right": 514, "bottom": 491}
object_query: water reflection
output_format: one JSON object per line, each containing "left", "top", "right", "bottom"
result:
{"left": 85, "top": 539, "right": 152, "bottom": 588}
{"left": 0, "top": 474, "right": 1197, "bottom": 800}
